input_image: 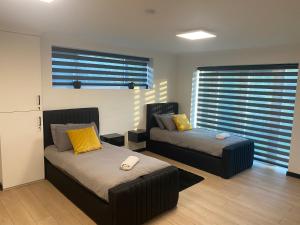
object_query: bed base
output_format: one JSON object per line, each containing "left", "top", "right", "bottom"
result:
{"left": 45, "top": 159, "right": 179, "bottom": 225}
{"left": 43, "top": 107, "right": 179, "bottom": 225}
{"left": 146, "top": 103, "right": 254, "bottom": 179}
{"left": 147, "top": 139, "right": 254, "bottom": 179}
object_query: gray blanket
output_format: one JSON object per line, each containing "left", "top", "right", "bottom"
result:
{"left": 150, "top": 127, "right": 247, "bottom": 157}
{"left": 44, "top": 143, "right": 170, "bottom": 202}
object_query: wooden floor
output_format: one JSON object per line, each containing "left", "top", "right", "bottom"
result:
{"left": 0, "top": 151, "right": 300, "bottom": 225}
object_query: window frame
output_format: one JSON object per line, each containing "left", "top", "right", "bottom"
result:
{"left": 51, "top": 46, "right": 153, "bottom": 90}
{"left": 192, "top": 63, "right": 299, "bottom": 168}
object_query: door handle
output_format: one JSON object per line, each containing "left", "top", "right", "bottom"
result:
{"left": 38, "top": 95, "right": 41, "bottom": 105}
{"left": 37, "top": 95, "right": 41, "bottom": 110}
{"left": 38, "top": 116, "right": 42, "bottom": 130}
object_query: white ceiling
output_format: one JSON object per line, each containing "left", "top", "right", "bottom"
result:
{"left": 1, "top": 0, "right": 300, "bottom": 54}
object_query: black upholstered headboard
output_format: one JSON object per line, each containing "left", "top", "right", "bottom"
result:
{"left": 146, "top": 102, "right": 179, "bottom": 138}
{"left": 43, "top": 107, "right": 99, "bottom": 148}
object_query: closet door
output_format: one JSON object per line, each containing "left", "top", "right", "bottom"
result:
{"left": 0, "top": 111, "right": 44, "bottom": 189}
{"left": 0, "top": 31, "right": 41, "bottom": 112}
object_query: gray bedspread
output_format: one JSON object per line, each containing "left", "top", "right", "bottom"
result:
{"left": 44, "top": 142, "right": 170, "bottom": 202}
{"left": 150, "top": 127, "right": 247, "bottom": 157}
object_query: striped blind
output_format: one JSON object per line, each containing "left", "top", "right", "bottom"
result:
{"left": 51, "top": 46, "right": 153, "bottom": 89}
{"left": 196, "top": 64, "right": 299, "bottom": 168}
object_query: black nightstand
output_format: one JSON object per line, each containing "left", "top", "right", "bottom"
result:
{"left": 100, "top": 133, "right": 125, "bottom": 147}
{"left": 128, "top": 129, "right": 147, "bottom": 143}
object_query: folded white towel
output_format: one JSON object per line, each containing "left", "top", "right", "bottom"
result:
{"left": 120, "top": 156, "right": 140, "bottom": 171}
{"left": 216, "top": 132, "right": 231, "bottom": 140}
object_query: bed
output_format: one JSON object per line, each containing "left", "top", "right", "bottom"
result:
{"left": 146, "top": 103, "right": 254, "bottom": 179}
{"left": 43, "top": 107, "right": 179, "bottom": 225}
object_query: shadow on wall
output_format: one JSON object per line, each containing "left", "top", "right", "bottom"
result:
{"left": 133, "top": 80, "right": 168, "bottom": 130}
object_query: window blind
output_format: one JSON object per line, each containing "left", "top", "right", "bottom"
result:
{"left": 51, "top": 46, "right": 153, "bottom": 89}
{"left": 196, "top": 64, "right": 299, "bottom": 168}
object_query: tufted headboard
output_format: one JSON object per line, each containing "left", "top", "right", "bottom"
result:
{"left": 146, "top": 102, "right": 179, "bottom": 138}
{"left": 43, "top": 107, "right": 99, "bottom": 148}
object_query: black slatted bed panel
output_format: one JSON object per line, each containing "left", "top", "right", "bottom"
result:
{"left": 146, "top": 102, "right": 179, "bottom": 138}
{"left": 43, "top": 107, "right": 100, "bottom": 148}
{"left": 146, "top": 103, "right": 254, "bottom": 178}
{"left": 43, "top": 107, "right": 179, "bottom": 225}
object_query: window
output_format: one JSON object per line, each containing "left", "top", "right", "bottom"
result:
{"left": 193, "top": 64, "right": 299, "bottom": 168}
{"left": 51, "top": 46, "right": 153, "bottom": 89}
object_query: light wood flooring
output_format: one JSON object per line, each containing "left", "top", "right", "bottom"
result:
{"left": 0, "top": 151, "right": 299, "bottom": 225}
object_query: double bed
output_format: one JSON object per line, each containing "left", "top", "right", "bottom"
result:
{"left": 146, "top": 103, "right": 255, "bottom": 178}
{"left": 43, "top": 107, "right": 179, "bottom": 225}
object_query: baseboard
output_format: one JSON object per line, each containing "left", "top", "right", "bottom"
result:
{"left": 286, "top": 171, "right": 300, "bottom": 179}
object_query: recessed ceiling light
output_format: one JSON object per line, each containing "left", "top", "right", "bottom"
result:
{"left": 176, "top": 30, "right": 216, "bottom": 40}
{"left": 40, "top": 0, "right": 54, "bottom": 3}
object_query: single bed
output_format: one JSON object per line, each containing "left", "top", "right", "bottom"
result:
{"left": 146, "top": 103, "right": 254, "bottom": 179}
{"left": 43, "top": 107, "right": 179, "bottom": 225}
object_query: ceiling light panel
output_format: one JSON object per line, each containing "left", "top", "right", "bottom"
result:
{"left": 176, "top": 30, "right": 216, "bottom": 40}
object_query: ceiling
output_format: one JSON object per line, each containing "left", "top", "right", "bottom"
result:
{"left": 1, "top": 0, "right": 300, "bottom": 54}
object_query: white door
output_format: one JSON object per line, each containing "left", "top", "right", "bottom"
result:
{"left": 0, "top": 111, "right": 44, "bottom": 189}
{"left": 0, "top": 31, "right": 41, "bottom": 112}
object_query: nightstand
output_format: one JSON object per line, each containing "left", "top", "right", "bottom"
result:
{"left": 128, "top": 129, "right": 147, "bottom": 143}
{"left": 100, "top": 133, "right": 125, "bottom": 147}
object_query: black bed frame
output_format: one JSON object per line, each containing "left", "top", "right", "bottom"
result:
{"left": 146, "top": 103, "right": 254, "bottom": 179}
{"left": 43, "top": 108, "right": 179, "bottom": 225}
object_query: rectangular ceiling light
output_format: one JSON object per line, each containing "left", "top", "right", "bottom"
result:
{"left": 176, "top": 30, "right": 216, "bottom": 40}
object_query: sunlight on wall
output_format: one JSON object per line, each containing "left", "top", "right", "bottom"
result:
{"left": 133, "top": 88, "right": 141, "bottom": 128}
{"left": 159, "top": 81, "right": 168, "bottom": 102}
{"left": 131, "top": 80, "right": 169, "bottom": 131}
{"left": 144, "top": 85, "right": 156, "bottom": 104}
{"left": 129, "top": 80, "right": 169, "bottom": 150}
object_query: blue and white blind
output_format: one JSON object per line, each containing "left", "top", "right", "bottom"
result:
{"left": 51, "top": 46, "right": 152, "bottom": 89}
{"left": 196, "top": 64, "right": 299, "bottom": 168}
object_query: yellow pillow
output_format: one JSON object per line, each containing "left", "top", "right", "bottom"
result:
{"left": 67, "top": 127, "right": 102, "bottom": 154}
{"left": 172, "top": 114, "right": 192, "bottom": 131}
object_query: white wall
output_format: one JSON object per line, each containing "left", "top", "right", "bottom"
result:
{"left": 41, "top": 34, "right": 177, "bottom": 147}
{"left": 175, "top": 45, "right": 300, "bottom": 174}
